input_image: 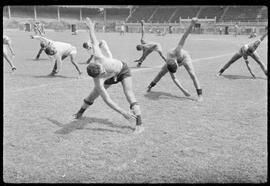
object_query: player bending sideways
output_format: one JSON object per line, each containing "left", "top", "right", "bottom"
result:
{"left": 146, "top": 18, "right": 203, "bottom": 102}
{"left": 74, "top": 17, "right": 144, "bottom": 134}
{"left": 217, "top": 31, "right": 268, "bottom": 78}
{"left": 134, "top": 20, "right": 167, "bottom": 67}
{"left": 30, "top": 35, "right": 82, "bottom": 77}
{"left": 3, "top": 35, "right": 16, "bottom": 71}
{"left": 82, "top": 39, "right": 113, "bottom": 64}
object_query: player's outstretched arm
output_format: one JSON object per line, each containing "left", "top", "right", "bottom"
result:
{"left": 30, "top": 35, "right": 53, "bottom": 45}
{"left": 135, "top": 49, "right": 152, "bottom": 62}
{"left": 85, "top": 17, "right": 103, "bottom": 57}
{"left": 177, "top": 17, "right": 198, "bottom": 50}
{"left": 169, "top": 73, "right": 191, "bottom": 97}
{"left": 244, "top": 59, "right": 256, "bottom": 78}
{"left": 94, "top": 78, "right": 136, "bottom": 120}
{"left": 158, "top": 51, "right": 167, "bottom": 63}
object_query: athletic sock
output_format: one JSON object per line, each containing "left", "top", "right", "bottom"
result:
{"left": 149, "top": 82, "right": 156, "bottom": 88}
{"left": 136, "top": 115, "right": 142, "bottom": 126}
{"left": 219, "top": 69, "right": 225, "bottom": 74}
{"left": 196, "top": 89, "right": 202, "bottom": 96}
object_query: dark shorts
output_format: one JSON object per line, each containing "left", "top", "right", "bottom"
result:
{"left": 104, "top": 62, "right": 131, "bottom": 85}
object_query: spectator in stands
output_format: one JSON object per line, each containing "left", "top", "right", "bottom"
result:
{"left": 146, "top": 18, "right": 203, "bottom": 102}
{"left": 217, "top": 30, "right": 268, "bottom": 78}
{"left": 134, "top": 20, "right": 167, "bottom": 67}
{"left": 75, "top": 18, "right": 144, "bottom": 134}
{"left": 30, "top": 35, "right": 83, "bottom": 77}
{"left": 3, "top": 35, "right": 16, "bottom": 72}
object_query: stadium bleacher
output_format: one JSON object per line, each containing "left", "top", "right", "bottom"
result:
{"left": 127, "top": 7, "right": 156, "bottom": 23}
{"left": 150, "top": 7, "right": 177, "bottom": 23}
{"left": 222, "top": 6, "right": 262, "bottom": 21}
{"left": 199, "top": 6, "right": 225, "bottom": 20}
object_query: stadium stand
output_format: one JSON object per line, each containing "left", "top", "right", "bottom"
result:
{"left": 222, "top": 6, "right": 262, "bottom": 21}
{"left": 150, "top": 7, "right": 177, "bottom": 23}
{"left": 127, "top": 7, "right": 156, "bottom": 23}
{"left": 199, "top": 6, "right": 225, "bottom": 20}
{"left": 170, "top": 6, "right": 200, "bottom": 22}
{"left": 106, "top": 8, "right": 130, "bottom": 22}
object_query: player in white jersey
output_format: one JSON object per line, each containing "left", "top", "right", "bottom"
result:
{"left": 74, "top": 18, "right": 144, "bottom": 134}
{"left": 134, "top": 20, "right": 167, "bottom": 67}
{"left": 3, "top": 35, "right": 16, "bottom": 71}
{"left": 146, "top": 18, "right": 203, "bottom": 102}
{"left": 30, "top": 35, "right": 82, "bottom": 77}
{"left": 217, "top": 30, "right": 268, "bottom": 78}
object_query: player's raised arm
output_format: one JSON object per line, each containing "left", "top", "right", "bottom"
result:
{"left": 140, "top": 20, "right": 145, "bottom": 43}
{"left": 99, "top": 40, "right": 113, "bottom": 58}
{"left": 85, "top": 17, "right": 103, "bottom": 57}
{"left": 176, "top": 17, "right": 198, "bottom": 49}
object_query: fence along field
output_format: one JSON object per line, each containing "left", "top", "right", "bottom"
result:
{"left": 3, "top": 21, "right": 268, "bottom": 183}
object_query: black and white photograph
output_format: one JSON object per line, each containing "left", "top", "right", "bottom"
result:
{"left": 2, "top": 2, "right": 268, "bottom": 183}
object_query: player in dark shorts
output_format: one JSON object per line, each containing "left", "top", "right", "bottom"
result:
{"left": 217, "top": 30, "right": 268, "bottom": 78}
{"left": 134, "top": 20, "right": 167, "bottom": 67}
{"left": 74, "top": 17, "right": 144, "bottom": 134}
{"left": 146, "top": 18, "right": 203, "bottom": 102}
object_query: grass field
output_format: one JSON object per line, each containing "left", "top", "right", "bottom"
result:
{"left": 3, "top": 30, "right": 268, "bottom": 183}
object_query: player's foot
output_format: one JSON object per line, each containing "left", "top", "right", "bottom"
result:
{"left": 197, "top": 95, "right": 203, "bottom": 102}
{"left": 216, "top": 72, "right": 222, "bottom": 77}
{"left": 48, "top": 71, "right": 57, "bottom": 76}
{"left": 136, "top": 63, "right": 142, "bottom": 68}
{"left": 73, "top": 112, "right": 83, "bottom": 119}
{"left": 146, "top": 86, "right": 152, "bottom": 92}
{"left": 11, "top": 67, "right": 16, "bottom": 72}
{"left": 134, "top": 125, "right": 145, "bottom": 134}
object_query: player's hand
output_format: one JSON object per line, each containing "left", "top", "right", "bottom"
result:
{"left": 30, "top": 35, "right": 34, "bottom": 39}
{"left": 122, "top": 111, "right": 136, "bottom": 121}
{"left": 183, "top": 90, "right": 191, "bottom": 97}
{"left": 191, "top": 17, "right": 198, "bottom": 23}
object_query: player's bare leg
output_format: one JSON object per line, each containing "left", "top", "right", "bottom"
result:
{"left": 4, "top": 52, "right": 16, "bottom": 71}
{"left": 147, "top": 64, "right": 168, "bottom": 92}
{"left": 74, "top": 85, "right": 111, "bottom": 119}
{"left": 249, "top": 53, "right": 268, "bottom": 77}
{"left": 217, "top": 53, "right": 242, "bottom": 76}
{"left": 121, "top": 77, "right": 144, "bottom": 133}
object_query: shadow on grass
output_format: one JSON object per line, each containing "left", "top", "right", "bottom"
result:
{"left": 33, "top": 74, "right": 76, "bottom": 79}
{"left": 129, "top": 66, "right": 152, "bottom": 69}
{"left": 144, "top": 91, "right": 196, "bottom": 101}
{"left": 45, "top": 117, "right": 134, "bottom": 135}
{"left": 29, "top": 58, "right": 49, "bottom": 61}
{"left": 222, "top": 74, "right": 266, "bottom": 80}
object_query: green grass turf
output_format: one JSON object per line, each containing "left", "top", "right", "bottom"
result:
{"left": 3, "top": 30, "right": 267, "bottom": 183}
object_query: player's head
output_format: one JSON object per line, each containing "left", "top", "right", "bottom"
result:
{"left": 86, "top": 63, "right": 103, "bottom": 77}
{"left": 83, "top": 42, "right": 90, "bottom": 49}
{"left": 254, "top": 40, "right": 261, "bottom": 48}
{"left": 166, "top": 59, "right": 178, "bottom": 73}
{"left": 136, "top": 45, "right": 143, "bottom": 51}
{"left": 40, "top": 41, "right": 47, "bottom": 48}
{"left": 44, "top": 46, "right": 57, "bottom": 56}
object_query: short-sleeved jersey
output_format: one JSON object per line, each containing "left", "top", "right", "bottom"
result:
{"left": 240, "top": 39, "right": 261, "bottom": 57}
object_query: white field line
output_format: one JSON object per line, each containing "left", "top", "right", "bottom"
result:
{"left": 7, "top": 52, "right": 234, "bottom": 94}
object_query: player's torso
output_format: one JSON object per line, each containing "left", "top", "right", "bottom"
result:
{"left": 53, "top": 42, "right": 75, "bottom": 56}
{"left": 167, "top": 48, "right": 189, "bottom": 65}
{"left": 94, "top": 56, "right": 123, "bottom": 79}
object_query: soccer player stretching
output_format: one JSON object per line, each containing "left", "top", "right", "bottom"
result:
{"left": 74, "top": 18, "right": 144, "bottom": 134}
{"left": 217, "top": 31, "right": 268, "bottom": 78}
{"left": 3, "top": 35, "right": 16, "bottom": 71}
{"left": 30, "top": 35, "right": 82, "bottom": 77}
{"left": 134, "top": 20, "right": 167, "bottom": 67}
{"left": 147, "top": 18, "right": 203, "bottom": 102}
